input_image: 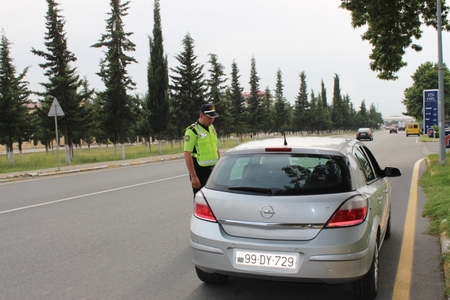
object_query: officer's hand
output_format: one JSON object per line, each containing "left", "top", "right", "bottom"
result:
{"left": 191, "top": 176, "right": 201, "bottom": 189}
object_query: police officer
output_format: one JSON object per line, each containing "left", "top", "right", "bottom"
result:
{"left": 184, "top": 103, "right": 220, "bottom": 196}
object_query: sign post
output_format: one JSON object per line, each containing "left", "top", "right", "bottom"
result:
{"left": 48, "top": 98, "right": 65, "bottom": 171}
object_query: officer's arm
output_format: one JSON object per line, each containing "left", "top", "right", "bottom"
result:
{"left": 184, "top": 152, "right": 198, "bottom": 180}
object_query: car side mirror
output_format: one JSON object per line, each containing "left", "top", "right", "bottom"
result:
{"left": 383, "top": 167, "right": 402, "bottom": 177}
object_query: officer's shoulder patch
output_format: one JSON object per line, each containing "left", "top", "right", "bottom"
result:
{"left": 184, "top": 135, "right": 190, "bottom": 142}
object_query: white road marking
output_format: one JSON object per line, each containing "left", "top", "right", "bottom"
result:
{"left": 0, "top": 174, "right": 187, "bottom": 215}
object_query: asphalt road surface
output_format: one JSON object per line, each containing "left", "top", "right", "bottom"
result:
{"left": 0, "top": 130, "right": 446, "bottom": 300}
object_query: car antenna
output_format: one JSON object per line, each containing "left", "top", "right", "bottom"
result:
{"left": 283, "top": 132, "right": 288, "bottom": 145}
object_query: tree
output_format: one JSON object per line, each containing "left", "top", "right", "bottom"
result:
{"left": 341, "top": 93, "right": 353, "bottom": 130}
{"left": 356, "top": 99, "right": 369, "bottom": 128}
{"left": 260, "top": 86, "right": 274, "bottom": 135}
{"left": 293, "top": 71, "right": 309, "bottom": 133}
{"left": 215, "top": 95, "right": 233, "bottom": 139}
{"left": 74, "top": 78, "right": 96, "bottom": 149}
{"left": 170, "top": 33, "right": 206, "bottom": 139}
{"left": 0, "top": 31, "right": 32, "bottom": 165}
{"left": 91, "top": 0, "right": 137, "bottom": 159}
{"left": 331, "top": 74, "right": 344, "bottom": 130}
{"left": 273, "top": 69, "right": 287, "bottom": 134}
{"left": 247, "top": 56, "right": 263, "bottom": 138}
{"left": 32, "top": 0, "right": 89, "bottom": 165}
{"left": 318, "top": 80, "right": 332, "bottom": 131}
{"left": 340, "top": 0, "right": 450, "bottom": 80}
{"left": 206, "top": 53, "right": 227, "bottom": 104}
{"left": 403, "top": 61, "right": 450, "bottom": 120}
{"left": 228, "top": 60, "right": 246, "bottom": 142}
{"left": 205, "top": 54, "right": 227, "bottom": 135}
{"left": 308, "top": 89, "right": 320, "bottom": 133}
{"left": 147, "top": 0, "right": 169, "bottom": 154}
{"left": 368, "top": 103, "right": 383, "bottom": 129}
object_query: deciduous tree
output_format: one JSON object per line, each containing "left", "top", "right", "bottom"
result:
{"left": 340, "top": 0, "right": 450, "bottom": 80}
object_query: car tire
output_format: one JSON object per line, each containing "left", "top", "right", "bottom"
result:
{"left": 195, "top": 266, "right": 228, "bottom": 284}
{"left": 352, "top": 240, "right": 379, "bottom": 299}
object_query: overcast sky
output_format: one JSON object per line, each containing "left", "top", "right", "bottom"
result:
{"left": 1, "top": 0, "right": 449, "bottom": 118}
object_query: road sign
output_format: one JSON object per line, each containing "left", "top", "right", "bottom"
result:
{"left": 48, "top": 98, "right": 65, "bottom": 117}
{"left": 48, "top": 98, "right": 64, "bottom": 170}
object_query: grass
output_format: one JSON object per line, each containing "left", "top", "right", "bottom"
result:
{"left": 421, "top": 154, "right": 450, "bottom": 235}
{"left": 420, "top": 152, "right": 450, "bottom": 295}
{"left": 0, "top": 138, "right": 245, "bottom": 174}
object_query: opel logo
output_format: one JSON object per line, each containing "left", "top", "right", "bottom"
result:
{"left": 260, "top": 205, "right": 275, "bottom": 219}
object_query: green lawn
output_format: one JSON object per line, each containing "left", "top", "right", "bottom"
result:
{"left": 0, "top": 138, "right": 244, "bottom": 174}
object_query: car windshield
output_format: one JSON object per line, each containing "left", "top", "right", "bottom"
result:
{"left": 207, "top": 154, "right": 352, "bottom": 195}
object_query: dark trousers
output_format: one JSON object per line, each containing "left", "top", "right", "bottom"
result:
{"left": 191, "top": 165, "right": 213, "bottom": 196}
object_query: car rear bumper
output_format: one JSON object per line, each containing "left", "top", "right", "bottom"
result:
{"left": 190, "top": 216, "right": 376, "bottom": 284}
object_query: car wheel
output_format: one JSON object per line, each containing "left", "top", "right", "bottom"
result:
{"left": 195, "top": 266, "right": 228, "bottom": 284}
{"left": 352, "top": 240, "right": 378, "bottom": 299}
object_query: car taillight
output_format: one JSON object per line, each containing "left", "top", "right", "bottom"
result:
{"left": 325, "top": 196, "right": 368, "bottom": 228}
{"left": 194, "top": 193, "right": 217, "bottom": 222}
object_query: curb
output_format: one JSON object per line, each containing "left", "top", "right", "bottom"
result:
{"left": 0, "top": 155, "right": 184, "bottom": 183}
{"left": 441, "top": 220, "right": 450, "bottom": 299}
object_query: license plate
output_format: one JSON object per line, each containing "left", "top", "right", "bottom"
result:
{"left": 235, "top": 250, "right": 299, "bottom": 271}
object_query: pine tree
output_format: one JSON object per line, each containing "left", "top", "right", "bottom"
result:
{"left": 293, "top": 71, "right": 309, "bottom": 134}
{"left": 206, "top": 53, "right": 227, "bottom": 104}
{"left": 0, "top": 31, "right": 32, "bottom": 165}
{"left": 31, "top": 0, "right": 87, "bottom": 165}
{"left": 331, "top": 74, "right": 343, "bottom": 130}
{"left": 308, "top": 90, "right": 319, "bottom": 133}
{"left": 91, "top": 0, "right": 137, "bottom": 159}
{"left": 260, "top": 86, "right": 274, "bottom": 135}
{"left": 247, "top": 56, "right": 263, "bottom": 138}
{"left": 228, "top": 60, "right": 245, "bottom": 142}
{"left": 273, "top": 69, "right": 287, "bottom": 134}
{"left": 170, "top": 33, "right": 206, "bottom": 138}
{"left": 341, "top": 93, "right": 352, "bottom": 130}
{"left": 206, "top": 53, "right": 227, "bottom": 133}
{"left": 147, "top": 0, "right": 169, "bottom": 155}
{"left": 318, "top": 80, "right": 332, "bottom": 132}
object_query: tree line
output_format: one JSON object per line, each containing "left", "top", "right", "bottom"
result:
{"left": 4, "top": 0, "right": 445, "bottom": 166}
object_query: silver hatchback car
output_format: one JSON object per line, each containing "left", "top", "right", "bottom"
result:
{"left": 190, "top": 137, "right": 401, "bottom": 299}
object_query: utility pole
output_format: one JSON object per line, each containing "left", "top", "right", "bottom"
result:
{"left": 437, "top": 0, "right": 447, "bottom": 164}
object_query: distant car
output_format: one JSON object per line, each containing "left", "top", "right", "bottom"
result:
{"left": 356, "top": 128, "right": 374, "bottom": 141}
{"left": 389, "top": 126, "right": 398, "bottom": 134}
{"left": 190, "top": 137, "right": 401, "bottom": 299}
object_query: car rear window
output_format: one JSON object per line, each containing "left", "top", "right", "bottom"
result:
{"left": 207, "top": 154, "right": 352, "bottom": 195}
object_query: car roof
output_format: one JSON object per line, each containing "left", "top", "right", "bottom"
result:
{"left": 224, "top": 137, "right": 357, "bottom": 156}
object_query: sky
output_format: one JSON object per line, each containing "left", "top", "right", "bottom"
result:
{"left": 1, "top": 0, "right": 449, "bottom": 118}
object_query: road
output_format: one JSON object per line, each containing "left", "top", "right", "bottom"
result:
{"left": 0, "top": 130, "right": 446, "bottom": 299}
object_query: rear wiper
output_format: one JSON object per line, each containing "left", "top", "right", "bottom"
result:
{"left": 228, "top": 186, "right": 273, "bottom": 195}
